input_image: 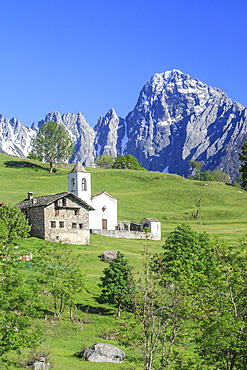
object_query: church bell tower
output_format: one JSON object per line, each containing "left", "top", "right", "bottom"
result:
{"left": 68, "top": 162, "right": 91, "bottom": 205}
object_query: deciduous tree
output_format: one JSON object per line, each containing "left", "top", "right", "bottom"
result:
{"left": 0, "top": 204, "right": 31, "bottom": 244}
{"left": 113, "top": 154, "right": 145, "bottom": 170}
{"left": 95, "top": 154, "right": 115, "bottom": 169}
{"left": 0, "top": 248, "right": 44, "bottom": 366}
{"left": 188, "top": 160, "right": 204, "bottom": 180}
{"left": 33, "top": 242, "right": 85, "bottom": 320}
{"left": 127, "top": 244, "right": 190, "bottom": 370}
{"left": 99, "top": 252, "right": 133, "bottom": 317}
{"left": 30, "top": 121, "right": 74, "bottom": 173}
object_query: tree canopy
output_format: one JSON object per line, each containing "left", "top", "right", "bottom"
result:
{"left": 30, "top": 121, "right": 74, "bottom": 173}
{"left": 95, "top": 154, "right": 115, "bottom": 169}
{"left": 112, "top": 154, "right": 145, "bottom": 170}
{"left": 0, "top": 204, "right": 31, "bottom": 245}
{"left": 99, "top": 252, "right": 133, "bottom": 317}
{"left": 238, "top": 139, "right": 247, "bottom": 190}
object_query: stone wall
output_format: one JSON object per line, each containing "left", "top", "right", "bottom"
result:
{"left": 27, "top": 206, "right": 45, "bottom": 239}
{"left": 91, "top": 229, "right": 159, "bottom": 240}
{"left": 44, "top": 197, "right": 90, "bottom": 244}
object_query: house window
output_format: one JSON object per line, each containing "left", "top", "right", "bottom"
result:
{"left": 59, "top": 221, "right": 64, "bottom": 228}
{"left": 71, "top": 178, "right": 75, "bottom": 192}
{"left": 79, "top": 223, "right": 83, "bottom": 229}
{"left": 82, "top": 178, "right": 87, "bottom": 191}
{"left": 72, "top": 223, "right": 77, "bottom": 229}
{"left": 75, "top": 209, "right": 80, "bottom": 215}
{"left": 62, "top": 198, "right": 67, "bottom": 206}
{"left": 50, "top": 221, "right": 56, "bottom": 228}
{"left": 55, "top": 209, "right": 59, "bottom": 216}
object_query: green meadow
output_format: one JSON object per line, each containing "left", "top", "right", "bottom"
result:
{"left": 1, "top": 153, "right": 247, "bottom": 369}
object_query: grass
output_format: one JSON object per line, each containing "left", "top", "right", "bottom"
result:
{"left": 1, "top": 153, "right": 247, "bottom": 368}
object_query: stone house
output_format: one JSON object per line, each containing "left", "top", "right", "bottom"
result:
{"left": 16, "top": 191, "right": 94, "bottom": 245}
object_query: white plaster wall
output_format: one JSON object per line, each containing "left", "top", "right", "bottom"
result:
{"left": 150, "top": 222, "right": 161, "bottom": 240}
{"left": 68, "top": 171, "right": 91, "bottom": 205}
{"left": 89, "top": 194, "right": 118, "bottom": 230}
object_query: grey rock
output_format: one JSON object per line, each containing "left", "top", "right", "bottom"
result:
{"left": 1, "top": 70, "right": 247, "bottom": 179}
{"left": 28, "top": 357, "right": 52, "bottom": 370}
{"left": 122, "top": 70, "right": 247, "bottom": 180}
{"left": 94, "top": 108, "right": 126, "bottom": 157}
{"left": 82, "top": 343, "right": 125, "bottom": 363}
{"left": 101, "top": 250, "right": 118, "bottom": 262}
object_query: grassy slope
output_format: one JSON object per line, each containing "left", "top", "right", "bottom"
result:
{"left": 1, "top": 153, "right": 247, "bottom": 369}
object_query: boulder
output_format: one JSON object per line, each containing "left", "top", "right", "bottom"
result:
{"left": 28, "top": 357, "right": 52, "bottom": 370}
{"left": 82, "top": 343, "right": 125, "bottom": 363}
{"left": 101, "top": 250, "right": 118, "bottom": 262}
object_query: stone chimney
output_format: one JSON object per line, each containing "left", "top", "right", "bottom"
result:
{"left": 28, "top": 192, "right": 33, "bottom": 200}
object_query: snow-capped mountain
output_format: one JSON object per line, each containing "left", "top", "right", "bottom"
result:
{"left": 94, "top": 70, "right": 247, "bottom": 179}
{"left": 0, "top": 114, "right": 37, "bottom": 157}
{"left": 1, "top": 69, "right": 247, "bottom": 179}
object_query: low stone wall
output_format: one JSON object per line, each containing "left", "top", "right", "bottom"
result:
{"left": 91, "top": 229, "right": 158, "bottom": 240}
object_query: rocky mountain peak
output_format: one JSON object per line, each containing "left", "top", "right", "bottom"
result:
{"left": 1, "top": 70, "right": 247, "bottom": 180}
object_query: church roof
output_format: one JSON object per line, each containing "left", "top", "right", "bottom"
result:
{"left": 91, "top": 190, "right": 118, "bottom": 201}
{"left": 16, "top": 192, "right": 94, "bottom": 210}
{"left": 69, "top": 162, "right": 89, "bottom": 173}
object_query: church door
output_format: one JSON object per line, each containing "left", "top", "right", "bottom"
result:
{"left": 102, "top": 219, "right": 107, "bottom": 230}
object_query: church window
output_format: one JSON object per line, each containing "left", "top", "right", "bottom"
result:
{"left": 75, "top": 209, "right": 80, "bottom": 215}
{"left": 71, "top": 178, "right": 75, "bottom": 192}
{"left": 82, "top": 178, "right": 87, "bottom": 191}
{"left": 59, "top": 221, "right": 64, "bottom": 228}
{"left": 50, "top": 221, "right": 56, "bottom": 228}
{"left": 72, "top": 223, "right": 77, "bottom": 229}
{"left": 102, "top": 206, "right": 107, "bottom": 212}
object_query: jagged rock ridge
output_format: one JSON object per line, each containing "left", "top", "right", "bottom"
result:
{"left": 94, "top": 70, "right": 247, "bottom": 179}
{"left": 1, "top": 69, "right": 247, "bottom": 179}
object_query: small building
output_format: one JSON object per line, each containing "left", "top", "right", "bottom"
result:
{"left": 140, "top": 218, "right": 161, "bottom": 240}
{"left": 16, "top": 191, "right": 94, "bottom": 245}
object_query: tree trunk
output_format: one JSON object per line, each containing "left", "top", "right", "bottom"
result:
{"left": 49, "top": 161, "right": 53, "bottom": 173}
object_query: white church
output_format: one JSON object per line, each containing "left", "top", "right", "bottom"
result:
{"left": 68, "top": 162, "right": 161, "bottom": 241}
{"left": 68, "top": 162, "right": 118, "bottom": 231}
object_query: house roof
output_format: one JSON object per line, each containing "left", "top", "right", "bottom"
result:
{"left": 141, "top": 218, "right": 160, "bottom": 223}
{"left": 91, "top": 190, "right": 118, "bottom": 201}
{"left": 16, "top": 192, "right": 94, "bottom": 210}
{"left": 69, "top": 161, "right": 89, "bottom": 173}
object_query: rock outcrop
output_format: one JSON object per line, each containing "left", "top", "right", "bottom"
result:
{"left": 101, "top": 250, "right": 118, "bottom": 262}
{"left": 81, "top": 343, "right": 125, "bottom": 363}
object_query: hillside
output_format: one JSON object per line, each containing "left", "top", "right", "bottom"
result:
{"left": 1, "top": 153, "right": 247, "bottom": 369}
{"left": 1, "top": 153, "right": 247, "bottom": 244}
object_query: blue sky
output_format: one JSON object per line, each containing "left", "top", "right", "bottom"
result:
{"left": 1, "top": 0, "right": 246, "bottom": 127}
